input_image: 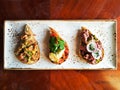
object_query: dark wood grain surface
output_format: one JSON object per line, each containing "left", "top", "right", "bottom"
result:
{"left": 0, "top": 0, "right": 120, "bottom": 90}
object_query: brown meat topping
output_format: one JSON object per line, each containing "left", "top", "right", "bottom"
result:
{"left": 80, "top": 29, "right": 102, "bottom": 64}
{"left": 80, "top": 29, "right": 91, "bottom": 44}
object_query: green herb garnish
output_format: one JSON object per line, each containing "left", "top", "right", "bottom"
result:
{"left": 57, "top": 38, "right": 65, "bottom": 50}
{"left": 49, "top": 37, "right": 65, "bottom": 53}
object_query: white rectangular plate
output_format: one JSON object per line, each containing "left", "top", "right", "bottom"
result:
{"left": 4, "top": 20, "right": 117, "bottom": 70}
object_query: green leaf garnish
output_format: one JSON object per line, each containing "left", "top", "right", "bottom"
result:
{"left": 58, "top": 38, "right": 65, "bottom": 50}
{"left": 49, "top": 37, "right": 56, "bottom": 44}
{"left": 49, "top": 37, "right": 65, "bottom": 53}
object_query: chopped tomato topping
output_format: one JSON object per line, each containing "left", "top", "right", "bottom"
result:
{"left": 51, "top": 32, "right": 58, "bottom": 37}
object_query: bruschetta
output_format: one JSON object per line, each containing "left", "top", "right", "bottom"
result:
{"left": 14, "top": 24, "right": 40, "bottom": 64}
{"left": 79, "top": 27, "right": 104, "bottom": 64}
{"left": 49, "top": 27, "right": 69, "bottom": 64}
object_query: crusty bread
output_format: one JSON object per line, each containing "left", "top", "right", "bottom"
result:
{"left": 49, "top": 27, "right": 69, "bottom": 64}
{"left": 79, "top": 27, "right": 104, "bottom": 64}
{"left": 14, "top": 25, "right": 40, "bottom": 64}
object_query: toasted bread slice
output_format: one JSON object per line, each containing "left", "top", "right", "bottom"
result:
{"left": 49, "top": 27, "right": 69, "bottom": 64}
{"left": 14, "top": 25, "right": 40, "bottom": 64}
{"left": 79, "top": 27, "right": 104, "bottom": 64}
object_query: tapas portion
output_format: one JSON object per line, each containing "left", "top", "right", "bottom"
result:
{"left": 79, "top": 27, "right": 104, "bottom": 64}
{"left": 49, "top": 27, "right": 69, "bottom": 64}
{"left": 14, "top": 25, "right": 40, "bottom": 64}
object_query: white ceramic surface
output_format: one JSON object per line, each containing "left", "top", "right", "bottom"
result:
{"left": 4, "top": 20, "right": 117, "bottom": 70}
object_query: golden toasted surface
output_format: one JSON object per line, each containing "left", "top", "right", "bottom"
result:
{"left": 14, "top": 25, "right": 40, "bottom": 64}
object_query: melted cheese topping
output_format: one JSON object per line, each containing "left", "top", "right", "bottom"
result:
{"left": 49, "top": 49, "right": 65, "bottom": 62}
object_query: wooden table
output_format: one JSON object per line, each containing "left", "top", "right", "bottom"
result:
{"left": 0, "top": 0, "right": 120, "bottom": 90}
